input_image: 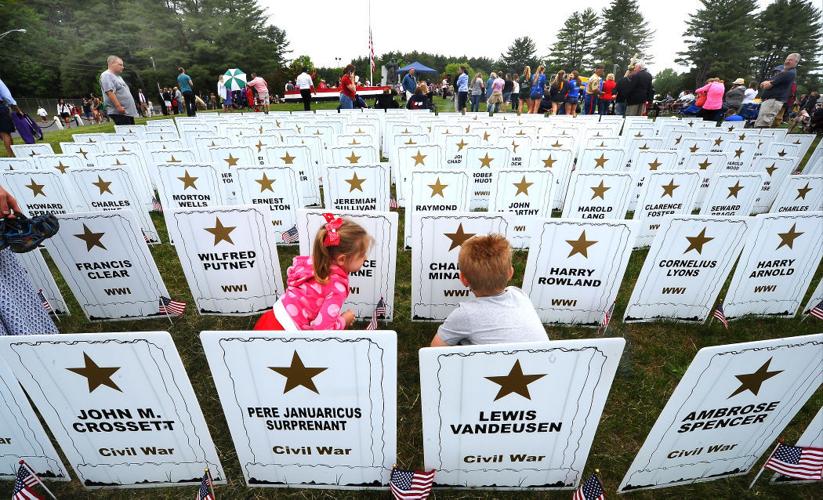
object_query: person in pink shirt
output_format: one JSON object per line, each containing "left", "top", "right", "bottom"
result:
{"left": 487, "top": 72, "right": 506, "bottom": 114}
{"left": 254, "top": 214, "right": 372, "bottom": 331}
{"left": 695, "top": 77, "right": 725, "bottom": 122}
{"left": 246, "top": 72, "right": 270, "bottom": 113}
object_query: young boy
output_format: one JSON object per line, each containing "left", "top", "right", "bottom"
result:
{"left": 430, "top": 233, "right": 548, "bottom": 346}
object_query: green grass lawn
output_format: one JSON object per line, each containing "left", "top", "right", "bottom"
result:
{"left": 0, "top": 114, "right": 821, "bottom": 499}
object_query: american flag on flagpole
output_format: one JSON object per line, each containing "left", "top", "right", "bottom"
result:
{"left": 764, "top": 443, "right": 823, "bottom": 480}
{"left": 13, "top": 462, "right": 43, "bottom": 500}
{"left": 152, "top": 196, "right": 163, "bottom": 212}
{"left": 573, "top": 472, "right": 605, "bottom": 500}
{"left": 389, "top": 197, "right": 398, "bottom": 209}
{"left": 281, "top": 225, "right": 299, "bottom": 244}
{"left": 389, "top": 467, "right": 435, "bottom": 500}
{"left": 196, "top": 469, "right": 215, "bottom": 500}
{"left": 159, "top": 295, "right": 186, "bottom": 317}
{"left": 366, "top": 297, "right": 387, "bottom": 330}
{"left": 808, "top": 299, "right": 823, "bottom": 320}
{"left": 713, "top": 303, "right": 729, "bottom": 329}
{"left": 597, "top": 302, "right": 614, "bottom": 333}
{"left": 36, "top": 289, "right": 53, "bottom": 314}
{"left": 368, "top": 27, "right": 376, "bottom": 76}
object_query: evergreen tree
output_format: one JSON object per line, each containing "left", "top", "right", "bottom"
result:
{"left": 677, "top": 0, "right": 758, "bottom": 86}
{"left": 594, "top": 0, "right": 654, "bottom": 73}
{"left": 653, "top": 68, "right": 684, "bottom": 98}
{"left": 752, "top": 0, "right": 822, "bottom": 87}
{"left": 546, "top": 9, "right": 599, "bottom": 74}
{"left": 499, "top": 36, "right": 539, "bottom": 74}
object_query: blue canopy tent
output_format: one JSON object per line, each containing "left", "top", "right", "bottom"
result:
{"left": 397, "top": 61, "right": 437, "bottom": 74}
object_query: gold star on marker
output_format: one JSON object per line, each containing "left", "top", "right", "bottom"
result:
{"left": 728, "top": 358, "right": 783, "bottom": 398}
{"left": 634, "top": 131, "right": 644, "bottom": 138}
{"left": 255, "top": 140, "right": 265, "bottom": 152}
{"left": 513, "top": 176, "right": 533, "bottom": 196}
{"left": 566, "top": 230, "right": 597, "bottom": 258}
{"left": 661, "top": 179, "right": 680, "bottom": 197}
{"left": 795, "top": 183, "right": 812, "bottom": 200}
{"left": 255, "top": 173, "right": 275, "bottom": 192}
{"left": 482, "top": 131, "right": 491, "bottom": 141}
{"left": 714, "top": 137, "right": 723, "bottom": 147}
{"left": 28, "top": 150, "right": 37, "bottom": 157}
{"left": 280, "top": 152, "right": 296, "bottom": 165}
{"left": 511, "top": 141, "right": 519, "bottom": 153}
{"left": 590, "top": 180, "right": 610, "bottom": 200}
{"left": 765, "top": 163, "right": 778, "bottom": 177}
{"left": 67, "top": 353, "right": 122, "bottom": 393}
{"left": 684, "top": 228, "right": 713, "bottom": 254}
{"left": 313, "top": 130, "right": 321, "bottom": 135}
{"left": 456, "top": 139, "right": 468, "bottom": 151}
{"left": 726, "top": 181, "right": 744, "bottom": 199}
{"left": 485, "top": 360, "right": 546, "bottom": 401}
{"left": 444, "top": 223, "right": 476, "bottom": 251}
{"left": 648, "top": 158, "right": 662, "bottom": 170}
{"left": 269, "top": 351, "right": 327, "bottom": 394}
{"left": 776, "top": 223, "right": 803, "bottom": 250}
{"left": 113, "top": 159, "right": 125, "bottom": 166}
{"left": 777, "top": 149, "right": 787, "bottom": 157}
{"left": 688, "top": 144, "right": 700, "bottom": 153}
{"left": 204, "top": 217, "right": 236, "bottom": 246}
{"left": 117, "top": 145, "right": 129, "bottom": 153}
{"left": 209, "top": 141, "right": 218, "bottom": 147}
{"left": 638, "top": 143, "right": 650, "bottom": 150}
{"left": 542, "top": 155, "right": 556, "bottom": 168}
{"left": 516, "top": 130, "right": 526, "bottom": 136}
{"left": 74, "top": 224, "right": 107, "bottom": 251}
{"left": 698, "top": 159, "right": 712, "bottom": 170}
{"left": 428, "top": 177, "right": 448, "bottom": 197}
{"left": 355, "top": 128, "right": 364, "bottom": 133}
{"left": 404, "top": 138, "right": 416, "bottom": 145}
{"left": 166, "top": 155, "right": 181, "bottom": 163}
{"left": 412, "top": 150, "right": 427, "bottom": 166}
{"left": 734, "top": 147, "right": 744, "bottom": 158}
{"left": 478, "top": 153, "right": 494, "bottom": 168}
{"left": 178, "top": 170, "right": 198, "bottom": 190}
{"left": 593, "top": 153, "right": 608, "bottom": 168}
{"left": 346, "top": 152, "right": 361, "bottom": 164}
{"left": 77, "top": 148, "right": 89, "bottom": 159}
{"left": 25, "top": 178, "right": 46, "bottom": 197}
{"left": 727, "top": 125, "right": 735, "bottom": 132}
{"left": 793, "top": 139, "right": 801, "bottom": 145}
{"left": 674, "top": 136, "right": 683, "bottom": 145}
{"left": 345, "top": 172, "right": 366, "bottom": 192}
{"left": 224, "top": 154, "right": 239, "bottom": 167}
{"left": 258, "top": 126, "right": 264, "bottom": 134}
{"left": 465, "top": 126, "right": 471, "bottom": 133}
{"left": 52, "top": 161, "right": 69, "bottom": 173}
{"left": 92, "top": 175, "right": 113, "bottom": 195}
{"left": 402, "top": 128, "right": 411, "bottom": 134}
{"left": 551, "top": 140, "right": 563, "bottom": 148}
{"left": 598, "top": 141, "right": 606, "bottom": 148}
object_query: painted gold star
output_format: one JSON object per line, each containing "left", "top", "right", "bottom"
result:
{"left": 566, "top": 230, "right": 597, "bottom": 258}
{"left": 590, "top": 180, "right": 610, "bottom": 200}
{"left": 177, "top": 170, "right": 198, "bottom": 190}
{"left": 513, "top": 176, "right": 533, "bottom": 196}
{"left": 734, "top": 147, "right": 744, "bottom": 159}
{"left": 593, "top": 153, "right": 608, "bottom": 168}
{"left": 428, "top": 177, "right": 448, "bottom": 197}
{"left": 255, "top": 140, "right": 265, "bottom": 152}
{"left": 697, "top": 159, "right": 712, "bottom": 170}
{"left": 684, "top": 228, "right": 713, "bottom": 254}
{"left": 444, "top": 223, "right": 476, "bottom": 251}
{"left": 456, "top": 139, "right": 468, "bottom": 151}
{"left": 346, "top": 152, "right": 361, "bottom": 164}
{"left": 542, "top": 155, "right": 556, "bottom": 168}
{"left": 511, "top": 140, "right": 519, "bottom": 153}
{"left": 464, "top": 125, "right": 471, "bottom": 133}
{"left": 204, "top": 217, "right": 236, "bottom": 246}
{"left": 269, "top": 351, "right": 327, "bottom": 394}
{"left": 113, "top": 159, "right": 125, "bottom": 166}
{"left": 795, "top": 183, "right": 812, "bottom": 200}
{"left": 661, "top": 179, "right": 680, "bottom": 197}
{"left": 67, "top": 353, "right": 121, "bottom": 393}
{"left": 74, "top": 224, "right": 107, "bottom": 251}
{"left": 280, "top": 152, "right": 296, "bottom": 165}
{"left": 92, "top": 175, "right": 113, "bottom": 195}
{"left": 402, "top": 128, "right": 411, "bottom": 134}
{"left": 166, "top": 155, "right": 181, "bottom": 163}
{"left": 598, "top": 141, "right": 607, "bottom": 148}
{"left": 728, "top": 358, "right": 783, "bottom": 398}
{"left": 638, "top": 142, "right": 650, "bottom": 150}
{"left": 551, "top": 140, "right": 563, "bottom": 148}
{"left": 255, "top": 173, "right": 275, "bottom": 192}
{"left": 345, "top": 172, "right": 366, "bottom": 192}
{"left": 404, "top": 138, "right": 416, "bottom": 145}
{"left": 688, "top": 144, "right": 700, "bottom": 153}
{"left": 726, "top": 181, "right": 744, "bottom": 199}
{"left": 482, "top": 131, "right": 491, "bottom": 141}
{"left": 674, "top": 136, "right": 683, "bottom": 145}
{"left": 355, "top": 127, "right": 364, "bottom": 133}
{"left": 647, "top": 158, "right": 662, "bottom": 171}
{"left": 776, "top": 223, "right": 803, "bottom": 250}
{"left": 516, "top": 130, "right": 526, "bottom": 136}
{"left": 224, "top": 154, "right": 239, "bottom": 167}
{"left": 714, "top": 137, "right": 723, "bottom": 147}
{"left": 478, "top": 153, "right": 494, "bottom": 168}
{"left": 53, "top": 161, "right": 69, "bottom": 174}
{"left": 777, "top": 149, "right": 787, "bottom": 157}
{"left": 77, "top": 148, "right": 89, "bottom": 159}
{"left": 765, "top": 163, "right": 778, "bottom": 177}
{"left": 485, "top": 359, "right": 546, "bottom": 401}
{"left": 25, "top": 178, "right": 46, "bottom": 197}
{"left": 634, "top": 131, "right": 644, "bottom": 138}
{"left": 117, "top": 145, "right": 130, "bottom": 153}
{"left": 412, "top": 150, "right": 427, "bottom": 166}
{"left": 739, "top": 133, "right": 747, "bottom": 140}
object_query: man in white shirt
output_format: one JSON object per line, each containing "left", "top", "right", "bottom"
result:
{"left": 295, "top": 71, "right": 315, "bottom": 111}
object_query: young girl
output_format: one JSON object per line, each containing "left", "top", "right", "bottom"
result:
{"left": 254, "top": 214, "right": 372, "bottom": 331}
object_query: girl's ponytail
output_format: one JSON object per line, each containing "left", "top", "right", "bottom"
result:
{"left": 311, "top": 217, "right": 372, "bottom": 283}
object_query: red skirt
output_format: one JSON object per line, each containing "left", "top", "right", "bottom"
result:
{"left": 253, "top": 310, "right": 285, "bottom": 330}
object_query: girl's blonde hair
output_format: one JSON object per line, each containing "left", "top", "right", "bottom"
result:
{"left": 523, "top": 66, "right": 531, "bottom": 81}
{"left": 312, "top": 218, "right": 372, "bottom": 283}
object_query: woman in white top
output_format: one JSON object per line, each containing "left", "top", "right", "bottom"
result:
{"left": 742, "top": 82, "right": 758, "bottom": 105}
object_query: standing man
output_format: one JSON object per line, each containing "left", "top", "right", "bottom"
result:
{"left": 402, "top": 68, "right": 417, "bottom": 101}
{"left": 137, "top": 88, "right": 148, "bottom": 116}
{"left": 0, "top": 76, "right": 19, "bottom": 157}
{"left": 176, "top": 68, "right": 195, "bottom": 116}
{"left": 247, "top": 73, "right": 270, "bottom": 113}
{"left": 296, "top": 69, "right": 314, "bottom": 111}
{"left": 456, "top": 66, "right": 469, "bottom": 112}
{"left": 623, "top": 61, "right": 653, "bottom": 116}
{"left": 100, "top": 55, "right": 139, "bottom": 125}
{"left": 755, "top": 53, "right": 799, "bottom": 128}
{"left": 584, "top": 64, "right": 604, "bottom": 114}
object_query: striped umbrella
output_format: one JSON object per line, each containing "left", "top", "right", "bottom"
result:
{"left": 223, "top": 68, "right": 247, "bottom": 90}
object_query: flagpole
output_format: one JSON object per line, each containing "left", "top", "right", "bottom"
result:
{"left": 748, "top": 439, "right": 782, "bottom": 489}
{"left": 207, "top": 467, "right": 217, "bottom": 499}
{"left": 368, "top": 0, "right": 373, "bottom": 85}
{"left": 20, "top": 460, "right": 57, "bottom": 500}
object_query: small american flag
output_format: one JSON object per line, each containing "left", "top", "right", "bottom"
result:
{"left": 196, "top": 469, "right": 215, "bottom": 500}
{"left": 37, "top": 289, "right": 53, "bottom": 314}
{"left": 764, "top": 443, "right": 823, "bottom": 480}
{"left": 152, "top": 196, "right": 163, "bottom": 212}
{"left": 713, "top": 303, "right": 729, "bottom": 329}
{"left": 573, "top": 472, "right": 605, "bottom": 500}
{"left": 389, "top": 467, "right": 435, "bottom": 500}
{"left": 281, "top": 225, "right": 299, "bottom": 244}
{"left": 597, "top": 302, "right": 615, "bottom": 334}
{"left": 808, "top": 299, "right": 823, "bottom": 320}
{"left": 13, "top": 462, "right": 42, "bottom": 500}
{"left": 159, "top": 295, "right": 186, "bottom": 317}
{"left": 366, "top": 297, "right": 387, "bottom": 330}
{"left": 389, "top": 197, "right": 398, "bottom": 209}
